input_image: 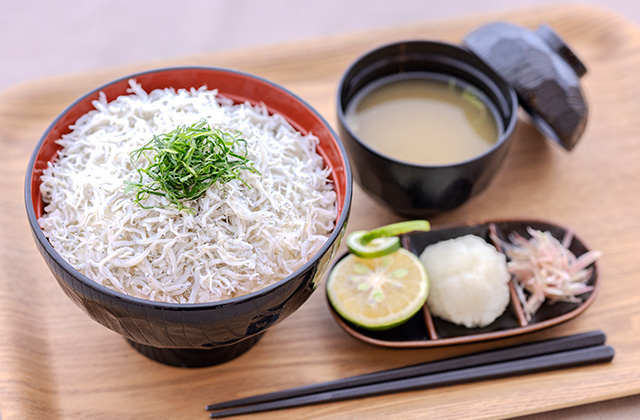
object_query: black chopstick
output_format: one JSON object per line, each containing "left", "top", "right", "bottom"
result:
{"left": 208, "top": 343, "right": 614, "bottom": 418}
{"left": 206, "top": 330, "right": 605, "bottom": 412}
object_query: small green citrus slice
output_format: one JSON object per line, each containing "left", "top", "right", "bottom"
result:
{"left": 327, "top": 248, "right": 429, "bottom": 330}
{"left": 346, "top": 230, "right": 401, "bottom": 258}
{"left": 346, "top": 220, "right": 431, "bottom": 259}
{"left": 360, "top": 220, "right": 431, "bottom": 243}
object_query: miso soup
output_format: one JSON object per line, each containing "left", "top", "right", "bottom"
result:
{"left": 345, "top": 74, "right": 501, "bottom": 165}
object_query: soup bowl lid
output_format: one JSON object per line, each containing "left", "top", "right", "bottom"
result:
{"left": 464, "top": 22, "right": 588, "bottom": 151}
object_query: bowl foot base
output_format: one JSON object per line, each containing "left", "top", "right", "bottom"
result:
{"left": 126, "top": 333, "right": 264, "bottom": 368}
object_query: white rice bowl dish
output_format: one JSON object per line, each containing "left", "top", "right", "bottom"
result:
{"left": 419, "top": 234, "right": 511, "bottom": 328}
{"left": 38, "top": 80, "right": 337, "bottom": 304}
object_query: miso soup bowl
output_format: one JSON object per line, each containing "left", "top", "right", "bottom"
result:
{"left": 337, "top": 41, "right": 518, "bottom": 217}
{"left": 25, "top": 67, "right": 352, "bottom": 367}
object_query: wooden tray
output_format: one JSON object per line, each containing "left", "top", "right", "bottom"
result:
{"left": 2, "top": 5, "right": 640, "bottom": 420}
{"left": 328, "top": 219, "right": 600, "bottom": 348}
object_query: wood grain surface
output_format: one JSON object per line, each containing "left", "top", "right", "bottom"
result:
{"left": 1, "top": 5, "right": 640, "bottom": 419}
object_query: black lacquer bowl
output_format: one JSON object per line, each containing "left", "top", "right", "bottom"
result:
{"left": 337, "top": 41, "right": 519, "bottom": 217}
{"left": 25, "top": 67, "right": 352, "bottom": 367}
{"left": 327, "top": 219, "right": 599, "bottom": 348}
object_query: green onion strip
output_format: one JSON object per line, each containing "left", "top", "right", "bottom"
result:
{"left": 125, "top": 119, "right": 259, "bottom": 213}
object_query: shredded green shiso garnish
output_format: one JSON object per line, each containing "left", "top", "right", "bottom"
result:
{"left": 125, "top": 119, "right": 259, "bottom": 213}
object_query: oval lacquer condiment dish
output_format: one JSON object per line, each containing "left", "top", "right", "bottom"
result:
{"left": 326, "top": 219, "right": 600, "bottom": 348}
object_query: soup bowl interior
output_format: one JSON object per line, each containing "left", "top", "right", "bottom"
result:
{"left": 25, "top": 67, "right": 352, "bottom": 367}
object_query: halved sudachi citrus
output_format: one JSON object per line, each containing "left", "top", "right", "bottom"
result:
{"left": 327, "top": 248, "right": 429, "bottom": 330}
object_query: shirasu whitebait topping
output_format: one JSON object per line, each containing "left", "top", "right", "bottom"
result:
{"left": 39, "top": 80, "right": 337, "bottom": 303}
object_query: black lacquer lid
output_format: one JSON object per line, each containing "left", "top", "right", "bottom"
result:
{"left": 464, "top": 22, "right": 588, "bottom": 150}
